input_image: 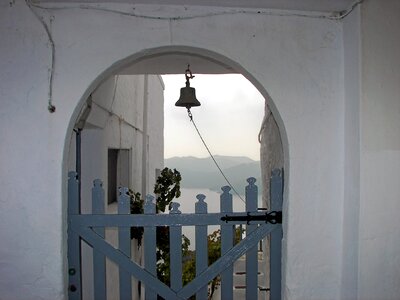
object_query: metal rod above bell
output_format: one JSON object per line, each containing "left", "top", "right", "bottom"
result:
{"left": 175, "top": 66, "right": 201, "bottom": 109}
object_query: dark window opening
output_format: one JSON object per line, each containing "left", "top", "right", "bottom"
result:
{"left": 108, "top": 149, "right": 130, "bottom": 204}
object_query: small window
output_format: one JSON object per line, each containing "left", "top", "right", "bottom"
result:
{"left": 108, "top": 149, "right": 130, "bottom": 204}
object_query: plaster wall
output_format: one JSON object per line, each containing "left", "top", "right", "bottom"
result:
{"left": 0, "top": 3, "right": 65, "bottom": 299}
{"left": 260, "top": 103, "right": 284, "bottom": 208}
{"left": 1, "top": 1, "right": 348, "bottom": 299}
{"left": 146, "top": 75, "right": 165, "bottom": 193}
{"left": 259, "top": 102, "right": 284, "bottom": 300}
{"left": 340, "top": 6, "right": 361, "bottom": 299}
{"left": 358, "top": 1, "right": 400, "bottom": 299}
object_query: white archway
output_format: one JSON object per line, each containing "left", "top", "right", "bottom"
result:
{"left": 63, "top": 45, "right": 289, "bottom": 295}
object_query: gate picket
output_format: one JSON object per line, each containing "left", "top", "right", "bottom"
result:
{"left": 92, "top": 179, "right": 106, "bottom": 300}
{"left": 245, "top": 177, "right": 258, "bottom": 300}
{"left": 220, "top": 186, "right": 234, "bottom": 299}
{"left": 270, "top": 169, "right": 283, "bottom": 300}
{"left": 67, "top": 171, "right": 82, "bottom": 300}
{"left": 118, "top": 187, "right": 132, "bottom": 299}
{"left": 170, "top": 202, "right": 183, "bottom": 292}
{"left": 195, "top": 194, "right": 208, "bottom": 300}
{"left": 144, "top": 195, "right": 157, "bottom": 300}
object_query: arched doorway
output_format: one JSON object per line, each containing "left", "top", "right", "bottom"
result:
{"left": 64, "top": 46, "right": 288, "bottom": 300}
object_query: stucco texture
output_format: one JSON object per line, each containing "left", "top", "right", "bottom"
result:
{"left": 1, "top": 1, "right": 400, "bottom": 299}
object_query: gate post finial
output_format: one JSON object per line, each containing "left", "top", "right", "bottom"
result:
{"left": 170, "top": 202, "right": 181, "bottom": 214}
{"left": 144, "top": 194, "right": 156, "bottom": 214}
{"left": 221, "top": 186, "right": 231, "bottom": 194}
{"left": 93, "top": 178, "right": 103, "bottom": 188}
{"left": 246, "top": 177, "right": 257, "bottom": 186}
{"left": 195, "top": 194, "right": 207, "bottom": 214}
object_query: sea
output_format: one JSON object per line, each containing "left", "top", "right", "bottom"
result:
{"left": 167, "top": 188, "right": 262, "bottom": 250}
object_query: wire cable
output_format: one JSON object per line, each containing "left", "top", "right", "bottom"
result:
{"left": 26, "top": 0, "right": 363, "bottom": 21}
{"left": 26, "top": 0, "right": 56, "bottom": 113}
{"left": 25, "top": 0, "right": 363, "bottom": 111}
{"left": 333, "top": 0, "right": 364, "bottom": 20}
{"left": 187, "top": 108, "right": 246, "bottom": 203}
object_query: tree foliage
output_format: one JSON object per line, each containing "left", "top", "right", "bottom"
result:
{"left": 154, "top": 167, "right": 181, "bottom": 212}
{"left": 129, "top": 167, "right": 183, "bottom": 286}
{"left": 128, "top": 167, "right": 242, "bottom": 299}
{"left": 129, "top": 189, "right": 144, "bottom": 245}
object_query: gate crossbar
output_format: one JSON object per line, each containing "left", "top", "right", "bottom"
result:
{"left": 67, "top": 170, "right": 283, "bottom": 300}
{"left": 70, "top": 222, "right": 181, "bottom": 299}
{"left": 69, "top": 212, "right": 275, "bottom": 227}
{"left": 177, "top": 222, "right": 277, "bottom": 299}
{"left": 70, "top": 220, "right": 278, "bottom": 299}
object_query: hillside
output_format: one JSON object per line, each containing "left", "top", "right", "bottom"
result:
{"left": 164, "top": 155, "right": 262, "bottom": 195}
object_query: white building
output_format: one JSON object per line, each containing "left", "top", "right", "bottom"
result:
{"left": 70, "top": 75, "right": 164, "bottom": 204}
{"left": 67, "top": 74, "right": 164, "bottom": 299}
{"left": 0, "top": 0, "right": 399, "bottom": 299}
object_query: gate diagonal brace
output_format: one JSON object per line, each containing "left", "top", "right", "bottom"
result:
{"left": 221, "top": 211, "right": 282, "bottom": 224}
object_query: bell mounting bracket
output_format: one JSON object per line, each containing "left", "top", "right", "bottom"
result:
{"left": 185, "top": 65, "right": 195, "bottom": 86}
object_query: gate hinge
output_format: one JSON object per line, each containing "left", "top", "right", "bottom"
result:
{"left": 221, "top": 211, "right": 282, "bottom": 224}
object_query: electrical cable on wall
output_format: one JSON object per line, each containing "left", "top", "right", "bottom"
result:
{"left": 26, "top": 0, "right": 56, "bottom": 113}
{"left": 186, "top": 108, "right": 246, "bottom": 204}
{"left": 25, "top": 0, "right": 363, "bottom": 112}
{"left": 27, "top": 0, "right": 363, "bottom": 21}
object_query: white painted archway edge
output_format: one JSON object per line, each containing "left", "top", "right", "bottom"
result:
{"left": 56, "top": 10, "right": 343, "bottom": 298}
{"left": 64, "top": 42, "right": 293, "bottom": 288}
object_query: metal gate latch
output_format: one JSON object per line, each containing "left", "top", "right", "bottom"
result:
{"left": 221, "top": 211, "right": 282, "bottom": 224}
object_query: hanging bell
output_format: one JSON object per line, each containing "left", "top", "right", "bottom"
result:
{"left": 175, "top": 82, "right": 201, "bottom": 108}
{"left": 175, "top": 67, "right": 201, "bottom": 109}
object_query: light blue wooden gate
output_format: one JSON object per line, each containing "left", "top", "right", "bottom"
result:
{"left": 67, "top": 170, "right": 283, "bottom": 300}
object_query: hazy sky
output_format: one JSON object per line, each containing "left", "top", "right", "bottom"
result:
{"left": 162, "top": 74, "right": 265, "bottom": 161}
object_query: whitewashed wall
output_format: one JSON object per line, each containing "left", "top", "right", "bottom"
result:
{"left": 358, "top": 1, "right": 400, "bottom": 299}
{"left": 0, "top": 1, "right": 399, "bottom": 299}
{"left": 340, "top": 6, "right": 361, "bottom": 300}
